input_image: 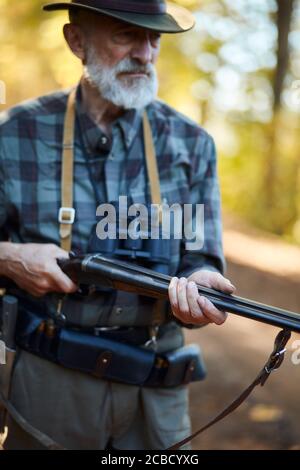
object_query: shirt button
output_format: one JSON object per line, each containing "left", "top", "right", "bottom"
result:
{"left": 116, "top": 307, "right": 123, "bottom": 315}
{"left": 101, "top": 136, "right": 108, "bottom": 145}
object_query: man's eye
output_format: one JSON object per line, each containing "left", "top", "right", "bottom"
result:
{"left": 150, "top": 33, "right": 161, "bottom": 44}
{"left": 115, "top": 31, "right": 135, "bottom": 43}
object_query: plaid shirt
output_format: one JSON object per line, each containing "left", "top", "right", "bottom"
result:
{"left": 0, "top": 82, "right": 224, "bottom": 274}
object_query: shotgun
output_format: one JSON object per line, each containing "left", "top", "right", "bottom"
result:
{"left": 57, "top": 253, "right": 300, "bottom": 333}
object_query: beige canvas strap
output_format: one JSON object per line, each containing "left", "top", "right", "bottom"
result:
{"left": 59, "top": 88, "right": 76, "bottom": 252}
{"left": 60, "top": 90, "right": 162, "bottom": 251}
{"left": 142, "top": 112, "right": 162, "bottom": 213}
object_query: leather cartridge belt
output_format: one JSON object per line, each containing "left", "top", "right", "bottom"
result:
{"left": 15, "top": 307, "right": 206, "bottom": 388}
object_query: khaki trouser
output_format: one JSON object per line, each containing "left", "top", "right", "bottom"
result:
{"left": 3, "top": 350, "right": 191, "bottom": 450}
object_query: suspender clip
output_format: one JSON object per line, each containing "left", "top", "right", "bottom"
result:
{"left": 58, "top": 207, "right": 75, "bottom": 225}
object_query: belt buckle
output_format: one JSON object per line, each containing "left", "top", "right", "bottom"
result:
{"left": 144, "top": 325, "right": 159, "bottom": 351}
{"left": 93, "top": 326, "right": 121, "bottom": 337}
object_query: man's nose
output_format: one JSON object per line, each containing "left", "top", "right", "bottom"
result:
{"left": 130, "top": 38, "right": 153, "bottom": 65}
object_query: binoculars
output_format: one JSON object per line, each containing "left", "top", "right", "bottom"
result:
{"left": 88, "top": 200, "right": 172, "bottom": 275}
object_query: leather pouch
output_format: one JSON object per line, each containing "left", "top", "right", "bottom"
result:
{"left": 163, "top": 344, "right": 206, "bottom": 387}
{"left": 145, "top": 343, "right": 206, "bottom": 388}
{"left": 57, "top": 328, "right": 156, "bottom": 385}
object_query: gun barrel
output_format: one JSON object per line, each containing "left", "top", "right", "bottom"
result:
{"left": 57, "top": 254, "right": 300, "bottom": 333}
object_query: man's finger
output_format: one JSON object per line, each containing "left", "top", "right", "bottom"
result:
{"left": 177, "top": 277, "right": 190, "bottom": 320}
{"left": 203, "top": 272, "right": 236, "bottom": 294}
{"left": 168, "top": 277, "right": 179, "bottom": 311}
{"left": 186, "top": 281, "right": 205, "bottom": 319}
{"left": 214, "top": 275, "right": 236, "bottom": 294}
{"left": 198, "top": 296, "right": 228, "bottom": 325}
{"left": 49, "top": 264, "right": 78, "bottom": 293}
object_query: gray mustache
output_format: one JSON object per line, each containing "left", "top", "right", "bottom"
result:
{"left": 115, "top": 60, "right": 153, "bottom": 75}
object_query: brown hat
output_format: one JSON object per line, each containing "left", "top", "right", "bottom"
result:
{"left": 43, "top": 0, "right": 195, "bottom": 34}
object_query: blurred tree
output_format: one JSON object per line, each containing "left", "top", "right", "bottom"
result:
{"left": 273, "top": 0, "right": 295, "bottom": 109}
{"left": 264, "top": 0, "right": 296, "bottom": 232}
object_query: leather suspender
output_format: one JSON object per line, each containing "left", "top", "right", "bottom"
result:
{"left": 142, "top": 112, "right": 162, "bottom": 223}
{"left": 59, "top": 88, "right": 76, "bottom": 252}
{"left": 59, "top": 88, "right": 162, "bottom": 252}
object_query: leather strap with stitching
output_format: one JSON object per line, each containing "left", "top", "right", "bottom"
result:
{"left": 167, "top": 328, "right": 291, "bottom": 450}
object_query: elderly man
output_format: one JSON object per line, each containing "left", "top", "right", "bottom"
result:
{"left": 0, "top": 0, "right": 235, "bottom": 450}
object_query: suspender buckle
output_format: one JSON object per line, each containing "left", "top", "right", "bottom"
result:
{"left": 58, "top": 207, "right": 76, "bottom": 224}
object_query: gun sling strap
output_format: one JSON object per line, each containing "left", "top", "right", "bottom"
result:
{"left": 168, "top": 328, "right": 291, "bottom": 450}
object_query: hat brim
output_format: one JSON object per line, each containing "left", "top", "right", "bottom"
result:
{"left": 43, "top": 2, "right": 195, "bottom": 33}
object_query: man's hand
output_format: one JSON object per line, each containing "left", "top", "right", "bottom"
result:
{"left": 168, "top": 270, "right": 236, "bottom": 326}
{"left": 0, "top": 242, "right": 78, "bottom": 297}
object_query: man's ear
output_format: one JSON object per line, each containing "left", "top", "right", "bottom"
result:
{"left": 63, "top": 23, "right": 86, "bottom": 61}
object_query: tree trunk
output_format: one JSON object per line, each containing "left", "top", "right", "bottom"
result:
{"left": 273, "top": 0, "right": 295, "bottom": 110}
{"left": 263, "top": 0, "right": 295, "bottom": 218}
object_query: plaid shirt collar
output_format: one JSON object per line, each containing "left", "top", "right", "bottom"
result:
{"left": 75, "top": 82, "right": 143, "bottom": 155}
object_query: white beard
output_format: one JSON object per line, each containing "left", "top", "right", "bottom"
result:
{"left": 83, "top": 46, "right": 158, "bottom": 109}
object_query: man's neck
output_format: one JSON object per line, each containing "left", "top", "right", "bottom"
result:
{"left": 80, "top": 76, "right": 125, "bottom": 135}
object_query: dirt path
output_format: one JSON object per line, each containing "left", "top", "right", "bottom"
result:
{"left": 186, "top": 216, "right": 300, "bottom": 450}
